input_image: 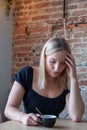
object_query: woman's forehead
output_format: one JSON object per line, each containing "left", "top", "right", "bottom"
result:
{"left": 49, "top": 50, "right": 67, "bottom": 57}
{"left": 47, "top": 50, "right": 67, "bottom": 60}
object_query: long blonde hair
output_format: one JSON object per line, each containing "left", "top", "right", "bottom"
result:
{"left": 38, "top": 37, "right": 71, "bottom": 89}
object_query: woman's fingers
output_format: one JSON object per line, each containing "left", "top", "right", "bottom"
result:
{"left": 27, "top": 113, "right": 40, "bottom": 126}
{"left": 22, "top": 113, "right": 40, "bottom": 126}
{"left": 65, "top": 53, "right": 76, "bottom": 69}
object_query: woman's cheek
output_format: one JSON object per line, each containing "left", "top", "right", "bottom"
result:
{"left": 61, "top": 65, "right": 66, "bottom": 72}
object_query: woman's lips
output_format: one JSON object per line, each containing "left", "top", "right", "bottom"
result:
{"left": 53, "top": 72, "right": 59, "bottom": 75}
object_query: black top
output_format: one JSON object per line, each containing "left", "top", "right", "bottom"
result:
{"left": 13, "top": 66, "right": 69, "bottom": 117}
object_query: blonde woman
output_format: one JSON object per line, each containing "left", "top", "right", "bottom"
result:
{"left": 4, "top": 37, "right": 84, "bottom": 126}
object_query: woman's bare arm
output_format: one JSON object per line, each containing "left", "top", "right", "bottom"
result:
{"left": 65, "top": 53, "right": 84, "bottom": 122}
{"left": 4, "top": 81, "right": 27, "bottom": 122}
{"left": 4, "top": 81, "right": 40, "bottom": 125}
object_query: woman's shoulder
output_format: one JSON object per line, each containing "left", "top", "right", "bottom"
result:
{"left": 19, "top": 66, "right": 38, "bottom": 74}
{"left": 21, "top": 66, "right": 33, "bottom": 71}
{"left": 20, "top": 66, "right": 39, "bottom": 80}
{"left": 13, "top": 66, "right": 35, "bottom": 90}
{"left": 63, "top": 88, "right": 70, "bottom": 96}
{"left": 13, "top": 66, "right": 34, "bottom": 83}
{"left": 21, "top": 66, "right": 39, "bottom": 71}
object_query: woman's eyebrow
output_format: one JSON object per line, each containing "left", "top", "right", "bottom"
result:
{"left": 50, "top": 58, "right": 55, "bottom": 60}
{"left": 61, "top": 59, "right": 66, "bottom": 62}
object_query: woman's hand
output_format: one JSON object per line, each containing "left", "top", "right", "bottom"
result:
{"left": 65, "top": 53, "right": 77, "bottom": 80}
{"left": 21, "top": 113, "right": 41, "bottom": 126}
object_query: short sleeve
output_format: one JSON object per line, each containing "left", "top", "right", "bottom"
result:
{"left": 64, "top": 89, "right": 70, "bottom": 96}
{"left": 13, "top": 66, "right": 33, "bottom": 91}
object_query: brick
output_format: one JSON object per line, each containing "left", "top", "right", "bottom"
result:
{"left": 79, "top": 80, "right": 87, "bottom": 86}
{"left": 31, "top": 2, "right": 50, "bottom": 9}
{"left": 32, "top": 15, "right": 49, "bottom": 21}
{"left": 50, "top": 13, "right": 63, "bottom": 19}
{"left": 51, "top": 1, "right": 63, "bottom": 6}
{"left": 79, "top": 3, "right": 87, "bottom": 8}
{"left": 72, "top": 10, "right": 87, "bottom": 16}
{"left": 68, "top": 5, "right": 78, "bottom": 10}
{"left": 68, "top": 0, "right": 87, "bottom": 4}
{"left": 74, "top": 32, "right": 87, "bottom": 38}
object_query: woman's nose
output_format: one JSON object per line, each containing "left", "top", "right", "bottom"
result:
{"left": 54, "top": 63, "right": 60, "bottom": 71}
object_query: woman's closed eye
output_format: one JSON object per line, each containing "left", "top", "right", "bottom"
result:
{"left": 49, "top": 59, "right": 66, "bottom": 65}
{"left": 50, "top": 59, "right": 56, "bottom": 64}
{"left": 61, "top": 61, "right": 66, "bottom": 65}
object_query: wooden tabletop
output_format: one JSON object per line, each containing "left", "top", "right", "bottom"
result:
{"left": 0, "top": 118, "right": 87, "bottom": 130}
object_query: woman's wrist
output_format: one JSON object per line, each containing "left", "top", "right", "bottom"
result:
{"left": 70, "top": 77, "right": 79, "bottom": 88}
{"left": 19, "top": 112, "right": 28, "bottom": 124}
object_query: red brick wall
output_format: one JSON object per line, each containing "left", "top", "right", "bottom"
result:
{"left": 12, "top": 0, "right": 87, "bottom": 87}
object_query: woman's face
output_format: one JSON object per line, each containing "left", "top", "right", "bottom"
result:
{"left": 45, "top": 50, "right": 67, "bottom": 78}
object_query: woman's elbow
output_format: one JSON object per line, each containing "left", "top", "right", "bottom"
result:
{"left": 4, "top": 107, "right": 8, "bottom": 118}
{"left": 71, "top": 116, "right": 82, "bottom": 122}
{"left": 71, "top": 112, "right": 84, "bottom": 122}
{"left": 70, "top": 105, "right": 84, "bottom": 122}
{"left": 4, "top": 105, "right": 10, "bottom": 118}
